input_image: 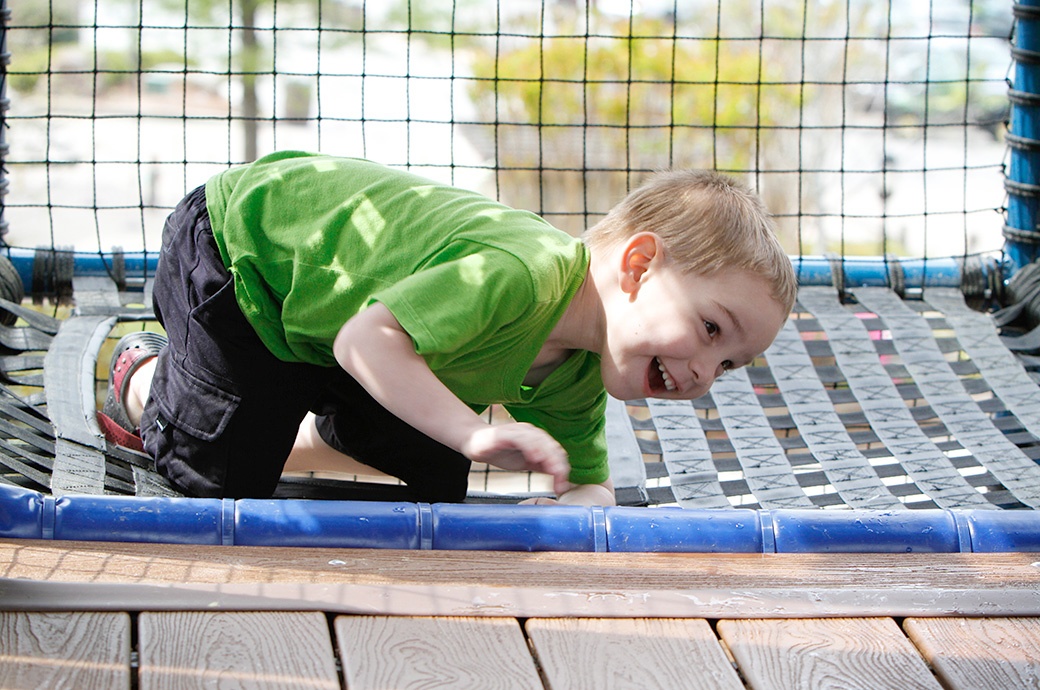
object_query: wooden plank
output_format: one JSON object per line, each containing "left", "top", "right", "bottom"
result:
{"left": 3, "top": 539, "right": 1040, "bottom": 618}
{"left": 137, "top": 611, "right": 339, "bottom": 690}
{"left": 526, "top": 617, "right": 743, "bottom": 690}
{"left": 904, "top": 617, "right": 1040, "bottom": 690}
{"left": 0, "top": 611, "right": 130, "bottom": 689}
{"left": 717, "top": 618, "right": 942, "bottom": 690}
{"left": 335, "top": 615, "right": 541, "bottom": 690}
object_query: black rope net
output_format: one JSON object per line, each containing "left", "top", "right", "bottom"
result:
{"left": 1, "top": 1, "right": 1031, "bottom": 506}
{"left": 5, "top": 1, "right": 1012, "bottom": 260}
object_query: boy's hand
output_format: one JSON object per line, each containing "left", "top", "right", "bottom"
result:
{"left": 521, "top": 478, "right": 616, "bottom": 507}
{"left": 462, "top": 422, "right": 570, "bottom": 493}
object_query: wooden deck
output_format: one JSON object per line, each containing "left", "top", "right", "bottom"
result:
{"left": 2, "top": 540, "right": 1040, "bottom": 688}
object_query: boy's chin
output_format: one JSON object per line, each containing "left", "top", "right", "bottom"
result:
{"left": 602, "top": 378, "right": 650, "bottom": 402}
{"left": 601, "top": 378, "right": 634, "bottom": 401}
{"left": 601, "top": 365, "right": 661, "bottom": 400}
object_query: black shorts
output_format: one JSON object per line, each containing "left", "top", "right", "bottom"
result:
{"left": 140, "top": 185, "right": 470, "bottom": 501}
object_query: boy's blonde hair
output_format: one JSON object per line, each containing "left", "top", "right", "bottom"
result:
{"left": 584, "top": 169, "right": 797, "bottom": 314}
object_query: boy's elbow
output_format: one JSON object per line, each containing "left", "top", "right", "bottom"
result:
{"left": 333, "top": 316, "right": 364, "bottom": 373}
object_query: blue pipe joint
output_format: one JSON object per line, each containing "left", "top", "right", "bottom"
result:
{"left": 605, "top": 507, "right": 766, "bottom": 552}
{"left": 770, "top": 510, "right": 967, "bottom": 553}
{"left": 430, "top": 503, "right": 606, "bottom": 552}
{"left": 234, "top": 499, "right": 421, "bottom": 549}
{"left": 964, "top": 510, "right": 1040, "bottom": 552}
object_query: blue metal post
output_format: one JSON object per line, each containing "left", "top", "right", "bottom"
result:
{"left": 1006, "top": 0, "right": 1040, "bottom": 270}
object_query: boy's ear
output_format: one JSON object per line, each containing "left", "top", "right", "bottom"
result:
{"left": 619, "top": 233, "right": 664, "bottom": 296}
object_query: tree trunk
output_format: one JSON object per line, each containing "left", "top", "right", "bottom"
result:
{"left": 239, "top": 0, "right": 260, "bottom": 162}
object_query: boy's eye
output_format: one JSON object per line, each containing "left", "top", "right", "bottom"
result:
{"left": 721, "top": 360, "right": 733, "bottom": 372}
{"left": 705, "top": 321, "right": 719, "bottom": 337}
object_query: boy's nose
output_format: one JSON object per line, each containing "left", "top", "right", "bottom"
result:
{"left": 688, "top": 358, "right": 720, "bottom": 391}
{"left": 691, "top": 356, "right": 731, "bottom": 389}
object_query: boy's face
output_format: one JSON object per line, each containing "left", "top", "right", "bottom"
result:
{"left": 598, "top": 235, "right": 787, "bottom": 402}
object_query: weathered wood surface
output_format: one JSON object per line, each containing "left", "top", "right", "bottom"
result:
{"left": 5, "top": 611, "right": 1040, "bottom": 689}
{"left": 0, "top": 611, "right": 131, "bottom": 690}
{"left": 3, "top": 539, "right": 1040, "bottom": 618}
{"left": 138, "top": 611, "right": 340, "bottom": 690}
{"left": 904, "top": 616, "right": 1040, "bottom": 690}
{"left": 526, "top": 617, "right": 745, "bottom": 690}
{"left": 717, "top": 617, "right": 943, "bottom": 690}
{"left": 336, "top": 616, "right": 542, "bottom": 690}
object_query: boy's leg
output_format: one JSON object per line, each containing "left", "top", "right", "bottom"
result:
{"left": 284, "top": 412, "right": 392, "bottom": 478}
{"left": 140, "top": 185, "right": 328, "bottom": 498}
{"left": 310, "top": 370, "right": 472, "bottom": 503}
{"left": 125, "top": 356, "right": 156, "bottom": 427}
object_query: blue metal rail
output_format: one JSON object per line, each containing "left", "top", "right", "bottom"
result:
{"left": 2, "top": 484, "right": 1038, "bottom": 553}
{"left": 0, "top": 247, "right": 997, "bottom": 295}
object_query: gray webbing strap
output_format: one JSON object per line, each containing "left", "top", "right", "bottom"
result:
{"left": 131, "top": 465, "right": 182, "bottom": 497}
{"left": 50, "top": 439, "right": 106, "bottom": 496}
{"left": 0, "top": 297, "right": 61, "bottom": 334}
{"left": 143, "top": 278, "right": 154, "bottom": 312}
{"left": 72, "top": 276, "right": 124, "bottom": 314}
{"left": 765, "top": 318, "right": 905, "bottom": 509}
{"left": 708, "top": 368, "right": 815, "bottom": 508}
{"left": 0, "top": 322, "right": 54, "bottom": 352}
{"left": 855, "top": 287, "right": 1040, "bottom": 508}
{"left": 604, "top": 395, "right": 648, "bottom": 505}
{"left": 926, "top": 287, "right": 1040, "bottom": 441}
{"left": 43, "top": 314, "right": 116, "bottom": 496}
{"left": 647, "top": 398, "right": 730, "bottom": 509}
{"left": 801, "top": 287, "right": 994, "bottom": 508}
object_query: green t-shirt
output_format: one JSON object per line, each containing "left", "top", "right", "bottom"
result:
{"left": 205, "top": 151, "right": 609, "bottom": 484}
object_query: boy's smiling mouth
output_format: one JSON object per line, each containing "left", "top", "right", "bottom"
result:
{"left": 648, "top": 356, "right": 678, "bottom": 394}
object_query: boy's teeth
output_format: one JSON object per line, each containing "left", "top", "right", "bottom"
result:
{"left": 657, "top": 358, "right": 677, "bottom": 391}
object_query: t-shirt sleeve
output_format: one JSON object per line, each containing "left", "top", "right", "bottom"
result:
{"left": 373, "top": 247, "right": 534, "bottom": 359}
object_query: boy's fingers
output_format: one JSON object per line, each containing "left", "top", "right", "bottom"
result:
{"left": 500, "top": 424, "right": 562, "bottom": 459}
{"left": 466, "top": 422, "right": 570, "bottom": 481}
{"left": 523, "top": 435, "right": 568, "bottom": 479}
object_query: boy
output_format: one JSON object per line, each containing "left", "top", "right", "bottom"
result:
{"left": 98, "top": 151, "right": 796, "bottom": 506}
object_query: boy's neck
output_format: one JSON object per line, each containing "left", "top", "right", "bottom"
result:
{"left": 525, "top": 266, "right": 603, "bottom": 386}
{"left": 541, "top": 264, "right": 606, "bottom": 358}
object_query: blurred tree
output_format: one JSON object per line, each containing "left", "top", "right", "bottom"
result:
{"left": 467, "top": 10, "right": 801, "bottom": 238}
{"left": 7, "top": 0, "right": 81, "bottom": 93}
{"left": 461, "top": 0, "right": 890, "bottom": 251}
{"left": 104, "top": 0, "right": 360, "bottom": 162}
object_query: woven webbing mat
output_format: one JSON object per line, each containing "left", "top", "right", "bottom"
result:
{"left": 2, "top": 279, "right": 1039, "bottom": 509}
{"left": 608, "top": 286, "right": 1040, "bottom": 510}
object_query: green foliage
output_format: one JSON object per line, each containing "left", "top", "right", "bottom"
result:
{"left": 468, "top": 15, "right": 802, "bottom": 232}
{"left": 385, "top": 0, "right": 488, "bottom": 50}
{"left": 9, "top": 0, "right": 81, "bottom": 47}
{"left": 471, "top": 16, "right": 801, "bottom": 168}
{"left": 7, "top": 46, "right": 50, "bottom": 93}
{"left": 7, "top": 0, "right": 81, "bottom": 92}
{"left": 97, "top": 48, "right": 197, "bottom": 91}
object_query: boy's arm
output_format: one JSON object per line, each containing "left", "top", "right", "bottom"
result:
{"left": 334, "top": 303, "right": 571, "bottom": 492}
